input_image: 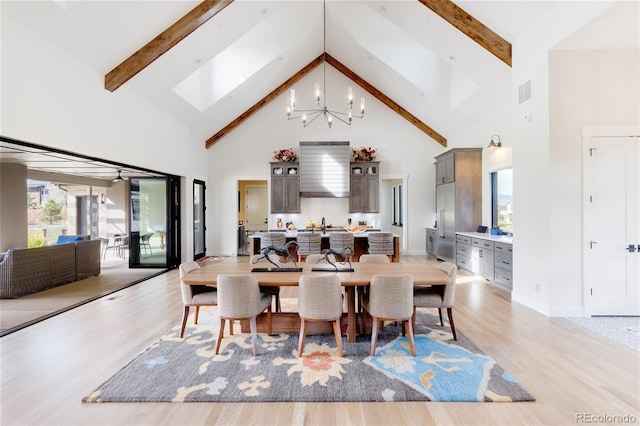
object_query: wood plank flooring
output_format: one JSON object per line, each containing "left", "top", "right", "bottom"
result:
{"left": 1, "top": 255, "right": 638, "bottom": 425}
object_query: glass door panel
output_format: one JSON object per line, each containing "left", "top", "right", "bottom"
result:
{"left": 193, "top": 180, "right": 206, "bottom": 260}
{"left": 129, "top": 177, "right": 167, "bottom": 268}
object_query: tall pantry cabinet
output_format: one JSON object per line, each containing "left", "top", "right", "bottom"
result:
{"left": 433, "top": 148, "right": 482, "bottom": 263}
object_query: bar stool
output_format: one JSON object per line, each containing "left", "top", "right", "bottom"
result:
{"left": 296, "top": 232, "right": 322, "bottom": 263}
{"left": 329, "top": 232, "right": 354, "bottom": 262}
{"left": 367, "top": 232, "right": 394, "bottom": 261}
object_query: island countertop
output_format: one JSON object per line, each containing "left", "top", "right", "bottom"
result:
{"left": 248, "top": 232, "right": 400, "bottom": 262}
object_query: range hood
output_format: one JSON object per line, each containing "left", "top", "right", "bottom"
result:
{"left": 299, "top": 141, "right": 350, "bottom": 198}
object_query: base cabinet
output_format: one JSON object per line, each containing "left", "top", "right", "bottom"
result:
{"left": 426, "top": 228, "right": 437, "bottom": 256}
{"left": 456, "top": 233, "right": 512, "bottom": 291}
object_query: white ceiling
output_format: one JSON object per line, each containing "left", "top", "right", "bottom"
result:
{"left": 2, "top": 0, "right": 638, "bottom": 176}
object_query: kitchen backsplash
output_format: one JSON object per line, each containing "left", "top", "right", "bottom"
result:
{"left": 269, "top": 197, "right": 378, "bottom": 230}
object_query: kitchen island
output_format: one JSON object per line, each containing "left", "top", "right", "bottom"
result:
{"left": 248, "top": 231, "right": 400, "bottom": 262}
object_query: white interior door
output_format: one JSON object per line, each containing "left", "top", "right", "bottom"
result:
{"left": 584, "top": 135, "right": 639, "bottom": 316}
{"left": 245, "top": 185, "right": 267, "bottom": 231}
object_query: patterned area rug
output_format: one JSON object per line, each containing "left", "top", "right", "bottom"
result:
{"left": 83, "top": 310, "right": 534, "bottom": 403}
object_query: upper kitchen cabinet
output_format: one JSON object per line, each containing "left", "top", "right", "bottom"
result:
{"left": 350, "top": 162, "right": 379, "bottom": 213}
{"left": 270, "top": 162, "right": 300, "bottom": 213}
{"left": 435, "top": 152, "right": 455, "bottom": 185}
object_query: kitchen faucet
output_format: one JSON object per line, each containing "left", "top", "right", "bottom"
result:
{"left": 322, "top": 217, "right": 326, "bottom": 234}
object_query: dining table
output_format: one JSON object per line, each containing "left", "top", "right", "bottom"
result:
{"left": 182, "top": 259, "right": 451, "bottom": 342}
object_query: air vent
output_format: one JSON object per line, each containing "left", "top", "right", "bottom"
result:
{"left": 299, "top": 141, "right": 350, "bottom": 198}
{"left": 518, "top": 80, "right": 532, "bottom": 104}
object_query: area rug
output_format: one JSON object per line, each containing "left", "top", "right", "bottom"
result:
{"left": 83, "top": 310, "right": 534, "bottom": 403}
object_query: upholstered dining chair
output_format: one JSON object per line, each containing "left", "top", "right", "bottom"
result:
{"left": 362, "top": 274, "right": 416, "bottom": 357}
{"left": 305, "top": 253, "right": 337, "bottom": 264}
{"left": 297, "top": 275, "right": 344, "bottom": 357}
{"left": 329, "top": 232, "right": 354, "bottom": 262}
{"left": 250, "top": 254, "right": 282, "bottom": 312}
{"left": 413, "top": 262, "right": 458, "bottom": 340}
{"left": 215, "top": 274, "right": 273, "bottom": 356}
{"left": 367, "top": 232, "right": 394, "bottom": 261}
{"left": 356, "top": 254, "right": 390, "bottom": 312}
{"left": 259, "top": 232, "right": 286, "bottom": 249}
{"left": 295, "top": 232, "right": 322, "bottom": 262}
{"left": 179, "top": 261, "right": 218, "bottom": 338}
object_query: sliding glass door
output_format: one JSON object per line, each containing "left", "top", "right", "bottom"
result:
{"left": 128, "top": 176, "right": 180, "bottom": 269}
{"left": 193, "top": 180, "right": 206, "bottom": 260}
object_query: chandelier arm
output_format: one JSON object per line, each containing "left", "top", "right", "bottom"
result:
{"left": 303, "top": 111, "right": 325, "bottom": 127}
{"left": 325, "top": 110, "right": 352, "bottom": 126}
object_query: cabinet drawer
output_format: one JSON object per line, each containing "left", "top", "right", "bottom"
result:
{"left": 471, "top": 238, "right": 494, "bottom": 250}
{"left": 457, "top": 244, "right": 471, "bottom": 256}
{"left": 456, "top": 255, "right": 472, "bottom": 271}
{"left": 456, "top": 234, "right": 470, "bottom": 244}
{"left": 494, "top": 268, "right": 513, "bottom": 291}
{"left": 495, "top": 252, "right": 513, "bottom": 271}
{"left": 495, "top": 242, "right": 513, "bottom": 254}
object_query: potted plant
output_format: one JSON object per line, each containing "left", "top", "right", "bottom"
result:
{"left": 490, "top": 226, "right": 502, "bottom": 235}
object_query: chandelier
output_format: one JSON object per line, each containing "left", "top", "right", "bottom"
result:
{"left": 286, "top": 1, "right": 365, "bottom": 128}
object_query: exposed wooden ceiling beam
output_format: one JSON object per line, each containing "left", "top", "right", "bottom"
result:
{"left": 418, "top": 0, "right": 511, "bottom": 67}
{"left": 325, "top": 54, "right": 447, "bottom": 147}
{"left": 205, "top": 55, "right": 324, "bottom": 148}
{"left": 104, "top": 0, "right": 234, "bottom": 92}
{"left": 206, "top": 54, "right": 447, "bottom": 148}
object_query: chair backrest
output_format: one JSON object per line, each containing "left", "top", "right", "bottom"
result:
{"left": 179, "top": 261, "right": 201, "bottom": 303}
{"left": 358, "top": 253, "right": 390, "bottom": 263}
{"left": 367, "top": 232, "right": 394, "bottom": 255}
{"left": 259, "top": 232, "right": 286, "bottom": 248}
{"left": 298, "top": 275, "right": 343, "bottom": 320}
{"left": 216, "top": 274, "right": 263, "bottom": 318}
{"left": 368, "top": 274, "right": 414, "bottom": 319}
{"left": 329, "top": 232, "right": 354, "bottom": 253}
{"left": 296, "top": 232, "right": 322, "bottom": 255}
{"left": 305, "top": 253, "right": 337, "bottom": 264}
{"left": 141, "top": 233, "right": 153, "bottom": 242}
{"left": 250, "top": 253, "right": 285, "bottom": 265}
{"left": 437, "top": 262, "right": 457, "bottom": 307}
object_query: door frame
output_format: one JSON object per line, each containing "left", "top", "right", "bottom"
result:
{"left": 235, "top": 175, "right": 269, "bottom": 257}
{"left": 582, "top": 125, "right": 640, "bottom": 316}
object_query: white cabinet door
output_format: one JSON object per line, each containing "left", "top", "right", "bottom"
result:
{"left": 585, "top": 136, "right": 639, "bottom": 315}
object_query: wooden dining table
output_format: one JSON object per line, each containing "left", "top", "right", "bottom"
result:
{"left": 182, "top": 260, "right": 450, "bottom": 342}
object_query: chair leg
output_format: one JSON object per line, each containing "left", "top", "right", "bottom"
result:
{"left": 412, "top": 306, "right": 417, "bottom": 332}
{"left": 267, "top": 305, "right": 272, "bottom": 336}
{"left": 333, "top": 319, "right": 343, "bottom": 357}
{"left": 404, "top": 320, "right": 416, "bottom": 356}
{"left": 215, "top": 318, "right": 226, "bottom": 354}
{"left": 250, "top": 316, "right": 259, "bottom": 356}
{"left": 298, "top": 318, "right": 307, "bottom": 357}
{"left": 194, "top": 305, "right": 200, "bottom": 324}
{"left": 179, "top": 306, "right": 190, "bottom": 338}
{"left": 447, "top": 307, "right": 457, "bottom": 341}
{"left": 275, "top": 293, "right": 281, "bottom": 313}
{"left": 370, "top": 316, "right": 380, "bottom": 357}
{"left": 229, "top": 320, "right": 234, "bottom": 335}
{"left": 438, "top": 308, "right": 444, "bottom": 327}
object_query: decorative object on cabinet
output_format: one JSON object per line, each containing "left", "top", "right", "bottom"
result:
{"left": 273, "top": 148, "right": 297, "bottom": 162}
{"left": 286, "top": 1, "right": 364, "bottom": 128}
{"left": 485, "top": 134, "right": 502, "bottom": 150}
{"left": 350, "top": 161, "right": 379, "bottom": 213}
{"left": 352, "top": 146, "right": 377, "bottom": 161}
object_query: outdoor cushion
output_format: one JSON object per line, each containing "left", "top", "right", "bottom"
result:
{"left": 56, "top": 235, "right": 84, "bottom": 244}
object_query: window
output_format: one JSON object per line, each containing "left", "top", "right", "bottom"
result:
{"left": 392, "top": 184, "right": 403, "bottom": 226}
{"left": 491, "top": 169, "right": 513, "bottom": 234}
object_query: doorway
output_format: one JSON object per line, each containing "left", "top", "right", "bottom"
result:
{"left": 238, "top": 180, "right": 268, "bottom": 255}
{"left": 583, "top": 128, "right": 639, "bottom": 316}
{"left": 193, "top": 179, "right": 206, "bottom": 260}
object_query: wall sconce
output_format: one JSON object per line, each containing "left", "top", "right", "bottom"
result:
{"left": 486, "top": 134, "right": 502, "bottom": 150}
{"left": 100, "top": 193, "right": 106, "bottom": 204}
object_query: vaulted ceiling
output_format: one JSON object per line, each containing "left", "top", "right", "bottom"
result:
{"left": 3, "top": 0, "right": 638, "bottom": 154}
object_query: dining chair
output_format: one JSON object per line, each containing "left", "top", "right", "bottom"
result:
{"left": 250, "top": 254, "right": 282, "bottom": 312}
{"left": 367, "top": 232, "right": 394, "bottom": 261}
{"left": 259, "top": 232, "right": 286, "bottom": 249}
{"left": 362, "top": 274, "right": 416, "bottom": 357}
{"left": 179, "top": 261, "right": 218, "bottom": 338}
{"left": 215, "top": 274, "right": 273, "bottom": 356}
{"left": 329, "top": 232, "right": 354, "bottom": 262}
{"left": 295, "top": 232, "right": 322, "bottom": 263}
{"left": 356, "top": 254, "right": 390, "bottom": 313}
{"left": 413, "top": 262, "right": 458, "bottom": 340}
{"left": 297, "top": 275, "right": 344, "bottom": 357}
{"left": 140, "top": 232, "right": 154, "bottom": 255}
{"left": 304, "top": 253, "right": 336, "bottom": 264}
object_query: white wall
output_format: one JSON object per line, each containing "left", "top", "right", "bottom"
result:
{"left": 1, "top": 14, "right": 208, "bottom": 261}
{"left": 205, "top": 65, "right": 468, "bottom": 256}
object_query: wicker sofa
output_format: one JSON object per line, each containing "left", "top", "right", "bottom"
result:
{"left": 0, "top": 239, "right": 101, "bottom": 298}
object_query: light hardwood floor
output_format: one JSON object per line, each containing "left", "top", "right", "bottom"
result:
{"left": 1, "top": 256, "right": 638, "bottom": 425}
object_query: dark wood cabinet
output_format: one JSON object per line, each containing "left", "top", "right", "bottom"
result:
{"left": 349, "top": 162, "right": 379, "bottom": 213}
{"left": 270, "top": 162, "right": 300, "bottom": 213}
{"left": 436, "top": 152, "right": 455, "bottom": 185}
